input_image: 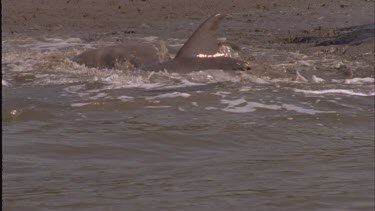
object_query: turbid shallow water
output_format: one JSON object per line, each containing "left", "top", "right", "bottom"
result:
{"left": 2, "top": 31, "right": 374, "bottom": 211}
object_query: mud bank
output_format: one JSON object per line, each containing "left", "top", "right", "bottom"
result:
{"left": 2, "top": 0, "right": 375, "bottom": 78}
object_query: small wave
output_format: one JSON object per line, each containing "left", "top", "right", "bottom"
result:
{"left": 220, "top": 98, "right": 280, "bottom": 113}
{"left": 188, "top": 69, "right": 240, "bottom": 83}
{"left": 2, "top": 108, "right": 55, "bottom": 121}
{"left": 88, "top": 92, "right": 108, "bottom": 100}
{"left": 146, "top": 92, "right": 191, "bottom": 100}
{"left": 117, "top": 96, "right": 134, "bottom": 101}
{"left": 294, "top": 89, "right": 375, "bottom": 96}
{"left": 17, "top": 38, "right": 89, "bottom": 50}
{"left": 144, "top": 106, "right": 171, "bottom": 108}
{"left": 141, "top": 36, "right": 159, "bottom": 42}
{"left": 205, "top": 107, "right": 219, "bottom": 110}
{"left": 71, "top": 103, "right": 91, "bottom": 107}
{"left": 344, "top": 77, "right": 374, "bottom": 84}
{"left": 281, "top": 104, "right": 332, "bottom": 115}
{"left": 220, "top": 98, "right": 332, "bottom": 114}
{"left": 2, "top": 80, "right": 11, "bottom": 87}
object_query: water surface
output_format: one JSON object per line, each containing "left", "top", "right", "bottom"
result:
{"left": 2, "top": 34, "right": 374, "bottom": 211}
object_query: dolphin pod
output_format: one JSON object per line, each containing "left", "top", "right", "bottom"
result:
{"left": 73, "top": 14, "right": 246, "bottom": 73}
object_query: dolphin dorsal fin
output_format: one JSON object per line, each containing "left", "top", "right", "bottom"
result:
{"left": 175, "top": 14, "right": 225, "bottom": 58}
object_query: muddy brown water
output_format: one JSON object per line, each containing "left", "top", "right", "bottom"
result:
{"left": 2, "top": 2, "right": 375, "bottom": 210}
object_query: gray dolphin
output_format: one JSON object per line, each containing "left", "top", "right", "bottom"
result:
{"left": 73, "top": 14, "right": 246, "bottom": 73}
{"left": 72, "top": 41, "right": 171, "bottom": 69}
{"left": 140, "top": 14, "right": 246, "bottom": 73}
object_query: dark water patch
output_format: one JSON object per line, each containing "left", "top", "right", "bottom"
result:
{"left": 316, "top": 23, "right": 375, "bottom": 46}
{"left": 282, "top": 23, "right": 375, "bottom": 46}
{"left": 2, "top": 109, "right": 56, "bottom": 122}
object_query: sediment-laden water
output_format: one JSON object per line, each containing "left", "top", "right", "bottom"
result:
{"left": 2, "top": 30, "right": 374, "bottom": 211}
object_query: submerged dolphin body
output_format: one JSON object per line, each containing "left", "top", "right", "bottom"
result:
{"left": 141, "top": 14, "right": 245, "bottom": 73}
{"left": 73, "top": 14, "right": 245, "bottom": 73}
{"left": 141, "top": 57, "right": 243, "bottom": 74}
{"left": 72, "top": 41, "right": 170, "bottom": 69}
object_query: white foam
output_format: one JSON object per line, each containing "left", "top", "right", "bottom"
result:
{"left": 178, "top": 106, "right": 186, "bottom": 112}
{"left": 100, "top": 72, "right": 205, "bottom": 91}
{"left": 191, "top": 102, "right": 199, "bottom": 107}
{"left": 221, "top": 98, "right": 247, "bottom": 107}
{"left": 301, "top": 60, "right": 315, "bottom": 66}
{"left": 221, "top": 98, "right": 281, "bottom": 113}
{"left": 296, "top": 71, "right": 308, "bottom": 82}
{"left": 141, "top": 36, "right": 159, "bottom": 42}
{"left": 188, "top": 69, "right": 239, "bottom": 83}
{"left": 344, "top": 77, "right": 374, "bottom": 84}
{"left": 71, "top": 102, "right": 91, "bottom": 107}
{"left": 16, "top": 37, "right": 87, "bottom": 51}
{"left": 205, "top": 107, "right": 219, "bottom": 110}
{"left": 18, "top": 42, "right": 87, "bottom": 50}
{"left": 214, "top": 91, "right": 232, "bottom": 97}
{"left": 157, "top": 79, "right": 204, "bottom": 89}
{"left": 117, "top": 96, "right": 134, "bottom": 101}
{"left": 88, "top": 92, "right": 108, "bottom": 100}
{"left": 294, "top": 89, "right": 375, "bottom": 96}
{"left": 252, "top": 78, "right": 270, "bottom": 84}
{"left": 281, "top": 103, "right": 332, "bottom": 115}
{"left": 146, "top": 92, "right": 191, "bottom": 100}
{"left": 239, "top": 86, "right": 252, "bottom": 92}
{"left": 167, "top": 43, "right": 184, "bottom": 48}
{"left": 219, "top": 98, "right": 333, "bottom": 114}
{"left": 44, "top": 38, "right": 82, "bottom": 43}
{"left": 144, "top": 106, "right": 171, "bottom": 108}
{"left": 311, "top": 75, "right": 325, "bottom": 83}
{"left": 101, "top": 73, "right": 166, "bottom": 90}
{"left": 2, "top": 80, "right": 10, "bottom": 87}
{"left": 63, "top": 85, "right": 86, "bottom": 94}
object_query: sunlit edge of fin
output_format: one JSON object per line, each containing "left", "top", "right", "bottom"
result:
{"left": 196, "top": 53, "right": 227, "bottom": 58}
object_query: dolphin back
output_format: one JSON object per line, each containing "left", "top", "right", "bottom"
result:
{"left": 175, "top": 14, "right": 225, "bottom": 58}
